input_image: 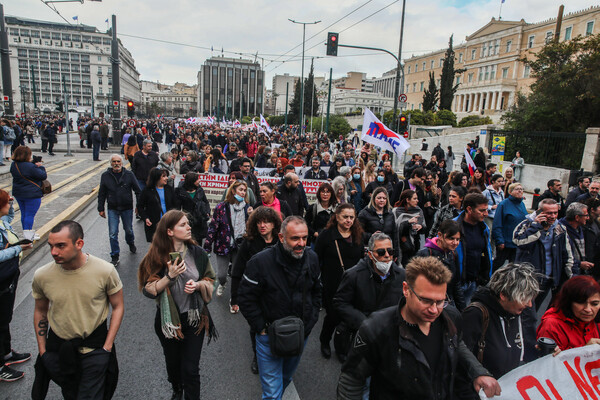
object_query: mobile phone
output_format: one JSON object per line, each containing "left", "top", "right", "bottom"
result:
{"left": 536, "top": 209, "right": 549, "bottom": 227}
{"left": 169, "top": 252, "right": 182, "bottom": 263}
{"left": 33, "top": 155, "right": 42, "bottom": 163}
{"left": 10, "top": 239, "right": 33, "bottom": 247}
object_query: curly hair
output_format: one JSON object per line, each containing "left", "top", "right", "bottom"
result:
{"left": 244, "top": 206, "right": 282, "bottom": 241}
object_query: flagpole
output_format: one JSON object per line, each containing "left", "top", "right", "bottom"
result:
{"left": 499, "top": 0, "right": 503, "bottom": 20}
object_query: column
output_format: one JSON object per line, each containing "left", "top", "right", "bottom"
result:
{"left": 477, "top": 93, "right": 483, "bottom": 111}
{"left": 460, "top": 95, "right": 465, "bottom": 112}
{"left": 469, "top": 93, "right": 475, "bottom": 112}
{"left": 490, "top": 91, "right": 497, "bottom": 111}
{"left": 507, "top": 91, "right": 515, "bottom": 109}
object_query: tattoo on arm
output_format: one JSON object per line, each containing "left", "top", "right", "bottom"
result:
{"left": 38, "top": 318, "right": 48, "bottom": 337}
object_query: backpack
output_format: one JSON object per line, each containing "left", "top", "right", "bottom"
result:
{"left": 3, "top": 126, "right": 15, "bottom": 141}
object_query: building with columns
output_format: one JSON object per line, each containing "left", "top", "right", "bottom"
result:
{"left": 403, "top": 5, "right": 599, "bottom": 123}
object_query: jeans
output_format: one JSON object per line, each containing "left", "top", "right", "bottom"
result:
{"left": 214, "top": 250, "right": 238, "bottom": 286}
{"left": 107, "top": 209, "right": 134, "bottom": 256}
{"left": 255, "top": 334, "right": 305, "bottom": 400}
{"left": 155, "top": 311, "right": 205, "bottom": 400}
{"left": 92, "top": 142, "right": 101, "bottom": 160}
{"left": 15, "top": 197, "right": 42, "bottom": 230}
{"left": 0, "top": 142, "right": 4, "bottom": 163}
{"left": 137, "top": 179, "right": 146, "bottom": 191}
{"left": 460, "top": 281, "right": 477, "bottom": 306}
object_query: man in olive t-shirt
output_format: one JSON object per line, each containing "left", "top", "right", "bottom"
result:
{"left": 32, "top": 221, "right": 124, "bottom": 399}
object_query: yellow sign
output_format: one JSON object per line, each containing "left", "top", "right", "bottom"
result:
{"left": 492, "top": 136, "right": 505, "bottom": 156}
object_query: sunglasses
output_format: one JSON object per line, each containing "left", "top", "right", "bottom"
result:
{"left": 372, "top": 248, "right": 394, "bottom": 257}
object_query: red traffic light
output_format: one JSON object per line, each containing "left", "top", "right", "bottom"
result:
{"left": 400, "top": 116, "right": 407, "bottom": 122}
{"left": 331, "top": 36, "right": 336, "bottom": 41}
{"left": 127, "top": 101, "right": 134, "bottom": 107}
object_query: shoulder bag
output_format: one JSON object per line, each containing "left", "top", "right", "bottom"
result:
{"left": 468, "top": 301, "right": 489, "bottom": 363}
{"left": 15, "top": 163, "right": 52, "bottom": 195}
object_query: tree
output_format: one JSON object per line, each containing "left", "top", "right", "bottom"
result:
{"left": 458, "top": 115, "right": 493, "bottom": 127}
{"left": 288, "top": 77, "right": 302, "bottom": 124}
{"left": 501, "top": 33, "right": 600, "bottom": 132}
{"left": 422, "top": 71, "right": 439, "bottom": 112}
{"left": 326, "top": 115, "right": 352, "bottom": 139}
{"left": 303, "top": 59, "right": 319, "bottom": 118}
{"left": 439, "top": 35, "right": 466, "bottom": 110}
{"left": 436, "top": 109, "right": 457, "bottom": 126}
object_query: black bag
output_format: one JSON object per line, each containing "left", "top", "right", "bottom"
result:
{"left": 333, "top": 324, "right": 354, "bottom": 358}
{"left": 267, "top": 316, "right": 305, "bottom": 357}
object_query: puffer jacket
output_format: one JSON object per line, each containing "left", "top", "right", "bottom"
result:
{"left": 491, "top": 195, "right": 527, "bottom": 248}
{"left": 10, "top": 161, "right": 47, "bottom": 199}
{"left": 536, "top": 306, "right": 600, "bottom": 351}
{"left": 429, "top": 204, "right": 460, "bottom": 238}
{"left": 337, "top": 298, "right": 491, "bottom": 400}
{"left": 357, "top": 206, "right": 397, "bottom": 249}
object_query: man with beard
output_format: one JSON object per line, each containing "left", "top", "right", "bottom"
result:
{"left": 238, "top": 216, "right": 322, "bottom": 400}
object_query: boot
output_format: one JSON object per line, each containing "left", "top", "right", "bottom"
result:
{"left": 170, "top": 384, "right": 183, "bottom": 400}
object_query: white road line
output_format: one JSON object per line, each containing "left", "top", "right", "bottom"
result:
{"left": 283, "top": 380, "right": 301, "bottom": 400}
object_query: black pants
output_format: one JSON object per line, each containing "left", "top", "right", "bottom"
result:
{"left": 101, "top": 137, "right": 108, "bottom": 150}
{"left": 0, "top": 274, "right": 18, "bottom": 360}
{"left": 42, "top": 348, "right": 111, "bottom": 400}
{"left": 41, "top": 138, "right": 48, "bottom": 152}
{"left": 493, "top": 247, "right": 517, "bottom": 270}
{"left": 319, "top": 308, "right": 340, "bottom": 346}
{"left": 155, "top": 310, "right": 205, "bottom": 400}
{"left": 535, "top": 278, "right": 557, "bottom": 313}
{"left": 48, "top": 141, "right": 55, "bottom": 154}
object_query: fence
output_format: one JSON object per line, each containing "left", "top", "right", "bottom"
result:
{"left": 488, "top": 130, "right": 586, "bottom": 170}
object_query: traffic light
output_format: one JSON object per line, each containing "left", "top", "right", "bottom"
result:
{"left": 127, "top": 101, "right": 135, "bottom": 117}
{"left": 54, "top": 99, "right": 64, "bottom": 113}
{"left": 399, "top": 114, "right": 408, "bottom": 133}
{"left": 326, "top": 32, "right": 339, "bottom": 56}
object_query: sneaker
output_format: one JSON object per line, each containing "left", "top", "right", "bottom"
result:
{"left": 0, "top": 365, "right": 24, "bottom": 382}
{"left": 250, "top": 355, "right": 259, "bottom": 375}
{"left": 4, "top": 351, "right": 31, "bottom": 366}
{"left": 216, "top": 284, "right": 225, "bottom": 297}
{"left": 111, "top": 255, "right": 119, "bottom": 267}
{"left": 129, "top": 243, "right": 137, "bottom": 254}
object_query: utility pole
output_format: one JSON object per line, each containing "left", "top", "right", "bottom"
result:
{"left": 392, "top": 0, "right": 406, "bottom": 132}
{"left": 325, "top": 67, "right": 332, "bottom": 135}
{"left": 110, "top": 15, "right": 122, "bottom": 145}
{"left": 61, "top": 75, "right": 73, "bottom": 156}
{"left": 30, "top": 65, "right": 38, "bottom": 110}
{"left": 0, "top": 4, "right": 14, "bottom": 117}
{"left": 91, "top": 85, "right": 94, "bottom": 117}
{"left": 284, "top": 81, "right": 289, "bottom": 127}
{"left": 289, "top": 19, "right": 320, "bottom": 134}
{"left": 310, "top": 58, "right": 315, "bottom": 133}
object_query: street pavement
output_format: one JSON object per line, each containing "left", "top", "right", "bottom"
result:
{"left": 1, "top": 198, "right": 341, "bottom": 400}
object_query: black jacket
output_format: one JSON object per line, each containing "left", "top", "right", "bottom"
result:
{"left": 304, "top": 168, "right": 328, "bottom": 180}
{"left": 131, "top": 150, "right": 159, "bottom": 182}
{"left": 333, "top": 257, "right": 405, "bottom": 331}
{"left": 338, "top": 299, "right": 491, "bottom": 400}
{"left": 243, "top": 173, "right": 260, "bottom": 197}
{"left": 305, "top": 203, "right": 334, "bottom": 240}
{"left": 538, "top": 189, "right": 566, "bottom": 219}
{"left": 276, "top": 185, "right": 306, "bottom": 217}
{"left": 98, "top": 168, "right": 141, "bottom": 212}
{"left": 179, "top": 159, "right": 204, "bottom": 175}
{"left": 362, "top": 181, "right": 393, "bottom": 205}
{"left": 314, "top": 228, "right": 364, "bottom": 311}
{"left": 230, "top": 236, "right": 279, "bottom": 305}
{"left": 138, "top": 185, "right": 179, "bottom": 241}
{"left": 357, "top": 206, "right": 397, "bottom": 249}
{"left": 175, "top": 184, "right": 211, "bottom": 241}
{"left": 460, "top": 287, "right": 537, "bottom": 393}
{"left": 390, "top": 178, "right": 425, "bottom": 209}
{"left": 238, "top": 242, "right": 322, "bottom": 337}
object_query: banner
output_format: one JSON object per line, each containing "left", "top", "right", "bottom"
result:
{"left": 492, "top": 136, "right": 506, "bottom": 156}
{"left": 480, "top": 345, "right": 600, "bottom": 399}
{"left": 464, "top": 147, "right": 477, "bottom": 176}
{"left": 360, "top": 108, "right": 410, "bottom": 156}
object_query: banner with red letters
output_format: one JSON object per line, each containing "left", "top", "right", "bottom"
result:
{"left": 480, "top": 345, "right": 600, "bottom": 399}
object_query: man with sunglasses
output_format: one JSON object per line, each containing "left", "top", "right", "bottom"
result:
{"left": 333, "top": 233, "right": 405, "bottom": 363}
{"left": 338, "top": 256, "right": 500, "bottom": 400}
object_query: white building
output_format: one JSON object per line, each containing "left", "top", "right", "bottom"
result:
{"left": 7, "top": 16, "right": 140, "bottom": 117}
{"left": 317, "top": 88, "right": 394, "bottom": 115}
{"left": 140, "top": 80, "right": 197, "bottom": 118}
{"left": 271, "top": 73, "right": 298, "bottom": 116}
{"left": 371, "top": 68, "right": 397, "bottom": 98}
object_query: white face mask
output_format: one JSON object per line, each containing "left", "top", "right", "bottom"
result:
{"left": 370, "top": 252, "right": 392, "bottom": 275}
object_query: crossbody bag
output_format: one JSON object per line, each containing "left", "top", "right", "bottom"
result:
{"left": 15, "top": 163, "right": 52, "bottom": 195}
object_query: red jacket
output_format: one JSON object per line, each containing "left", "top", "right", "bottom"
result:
{"left": 536, "top": 307, "right": 600, "bottom": 350}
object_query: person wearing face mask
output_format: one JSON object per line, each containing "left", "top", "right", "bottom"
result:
{"left": 333, "top": 233, "right": 406, "bottom": 363}
{"left": 362, "top": 168, "right": 392, "bottom": 204}
{"left": 348, "top": 166, "right": 364, "bottom": 212}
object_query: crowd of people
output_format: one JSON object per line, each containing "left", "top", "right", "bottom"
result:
{"left": 1, "top": 116, "right": 600, "bottom": 400}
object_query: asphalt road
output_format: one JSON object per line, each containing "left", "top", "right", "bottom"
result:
{"left": 1, "top": 200, "right": 342, "bottom": 400}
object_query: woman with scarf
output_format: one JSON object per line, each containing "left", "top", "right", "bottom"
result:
{"left": 229, "top": 206, "right": 281, "bottom": 373}
{"left": 220, "top": 171, "right": 256, "bottom": 205}
{"left": 306, "top": 182, "right": 338, "bottom": 244}
{"left": 348, "top": 166, "right": 364, "bottom": 211}
{"left": 204, "top": 180, "right": 251, "bottom": 297}
{"left": 254, "top": 181, "right": 292, "bottom": 219}
{"left": 138, "top": 210, "right": 216, "bottom": 400}
{"left": 393, "top": 189, "right": 426, "bottom": 266}
{"left": 138, "top": 168, "right": 178, "bottom": 242}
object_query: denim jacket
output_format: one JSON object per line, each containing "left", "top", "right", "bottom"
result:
{"left": 0, "top": 203, "right": 22, "bottom": 263}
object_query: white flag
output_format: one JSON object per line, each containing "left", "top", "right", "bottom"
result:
{"left": 360, "top": 108, "right": 410, "bottom": 156}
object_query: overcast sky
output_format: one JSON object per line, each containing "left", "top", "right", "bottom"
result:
{"left": 6, "top": 0, "right": 597, "bottom": 88}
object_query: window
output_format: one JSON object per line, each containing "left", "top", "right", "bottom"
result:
{"left": 41, "top": 31, "right": 50, "bottom": 39}
{"left": 40, "top": 62, "right": 49, "bottom": 71}
{"left": 484, "top": 66, "right": 490, "bottom": 80}
{"left": 564, "top": 26, "right": 572, "bottom": 41}
{"left": 420, "top": 81, "right": 424, "bottom": 92}
{"left": 490, "top": 65, "right": 496, "bottom": 80}
{"left": 52, "top": 32, "right": 61, "bottom": 40}
{"left": 455, "top": 76, "right": 461, "bottom": 85}
{"left": 528, "top": 35, "right": 535, "bottom": 49}
{"left": 412, "top": 83, "right": 416, "bottom": 92}
{"left": 17, "top": 49, "right": 27, "bottom": 57}
{"left": 407, "top": 65, "right": 411, "bottom": 74}
{"left": 31, "top": 31, "right": 40, "bottom": 38}
{"left": 97, "top": 66, "right": 102, "bottom": 74}
{"left": 422, "top": 62, "right": 426, "bottom": 71}
{"left": 431, "top": 60, "right": 434, "bottom": 69}
{"left": 71, "top": 54, "right": 79, "bottom": 62}
{"left": 471, "top": 49, "right": 476, "bottom": 60}
{"left": 20, "top": 29, "right": 30, "bottom": 37}
{"left": 458, "top": 53, "right": 463, "bottom": 63}
{"left": 39, "top": 51, "right": 48, "bottom": 59}
{"left": 506, "top": 40, "right": 512, "bottom": 53}
{"left": 18, "top": 60, "right": 28, "bottom": 69}
{"left": 524, "top": 65, "right": 530, "bottom": 78}
{"left": 9, "top": 28, "right": 19, "bottom": 36}
{"left": 439, "top": 58, "right": 444, "bottom": 67}
{"left": 502, "top": 67, "right": 509, "bottom": 79}
{"left": 98, "top": 56, "right": 102, "bottom": 61}
{"left": 415, "top": 63, "right": 418, "bottom": 72}
{"left": 478, "top": 68, "right": 483, "bottom": 81}
{"left": 494, "top": 39, "right": 500, "bottom": 55}
{"left": 586, "top": 21, "right": 595, "bottom": 36}
{"left": 468, "top": 73, "right": 473, "bottom": 83}
{"left": 72, "top": 65, "right": 79, "bottom": 73}
{"left": 545, "top": 31, "right": 554, "bottom": 43}
{"left": 406, "top": 84, "right": 410, "bottom": 92}
{"left": 72, "top": 34, "right": 81, "bottom": 42}
{"left": 481, "top": 43, "right": 487, "bottom": 57}
{"left": 50, "top": 52, "right": 59, "bottom": 60}
{"left": 98, "top": 77, "right": 103, "bottom": 84}
{"left": 60, "top": 53, "right": 69, "bottom": 61}
{"left": 61, "top": 33, "right": 71, "bottom": 41}
{"left": 81, "top": 55, "right": 90, "bottom": 63}
{"left": 29, "top": 50, "right": 38, "bottom": 58}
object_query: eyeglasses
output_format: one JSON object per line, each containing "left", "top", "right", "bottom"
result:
{"left": 372, "top": 248, "right": 394, "bottom": 257}
{"left": 407, "top": 283, "right": 449, "bottom": 308}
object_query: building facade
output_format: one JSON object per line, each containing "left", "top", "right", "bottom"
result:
{"left": 6, "top": 16, "right": 140, "bottom": 117}
{"left": 140, "top": 80, "right": 197, "bottom": 118}
{"left": 317, "top": 88, "right": 394, "bottom": 115}
{"left": 402, "top": 5, "right": 599, "bottom": 122}
{"left": 371, "top": 68, "right": 397, "bottom": 98}
{"left": 197, "top": 56, "right": 264, "bottom": 118}
{"left": 272, "top": 73, "right": 298, "bottom": 116}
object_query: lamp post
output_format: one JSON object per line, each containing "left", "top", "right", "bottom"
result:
{"left": 288, "top": 19, "right": 320, "bottom": 134}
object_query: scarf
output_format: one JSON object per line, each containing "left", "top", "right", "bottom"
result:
{"left": 316, "top": 200, "right": 334, "bottom": 215}
{"left": 148, "top": 274, "right": 218, "bottom": 343}
{"left": 264, "top": 196, "right": 281, "bottom": 213}
{"left": 230, "top": 201, "right": 246, "bottom": 241}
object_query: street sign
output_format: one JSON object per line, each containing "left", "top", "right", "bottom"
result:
{"left": 127, "top": 119, "right": 137, "bottom": 128}
{"left": 403, "top": 131, "right": 409, "bottom": 139}
{"left": 2, "top": 96, "right": 8, "bottom": 101}
{"left": 113, "top": 100, "right": 119, "bottom": 106}
{"left": 399, "top": 101, "right": 407, "bottom": 108}
{"left": 398, "top": 94, "right": 407, "bottom": 102}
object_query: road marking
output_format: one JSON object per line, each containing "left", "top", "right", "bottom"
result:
{"left": 0, "top": 158, "right": 83, "bottom": 191}
{"left": 283, "top": 381, "right": 301, "bottom": 400}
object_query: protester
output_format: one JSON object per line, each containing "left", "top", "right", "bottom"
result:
{"left": 537, "top": 275, "right": 600, "bottom": 350}
{"left": 204, "top": 180, "right": 250, "bottom": 296}
{"left": 238, "top": 216, "right": 322, "bottom": 400}
{"left": 315, "top": 204, "right": 364, "bottom": 361}
{"left": 276, "top": 173, "right": 306, "bottom": 217}
{"left": 132, "top": 139, "right": 159, "bottom": 191}
{"left": 358, "top": 186, "right": 396, "bottom": 249}
{"left": 583, "top": 198, "right": 600, "bottom": 277}
{"left": 482, "top": 174, "right": 505, "bottom": 229}
{"left": 255, "top": 181, "right": 292, "bottom": 219}
{"left": 565, "top": 176, "right": 590, "bottom": 207}
{"left": 138, "top": 210, "right": 216, "bottom": 400}
{"left": 98, "top": 154, "right": 141, "bottom": 266}
{"left": 32, "top": 221, "right": 124, "bottom": 399}
{"left": 429, "top": 186, "right": 465, "bottom": 238}
{"left": 175, "top": 172, "right": 211, "bottom": 243}
{"left": 393, "top": 189, "right": 426, "bottom": 266}
{"left": 575, "top": 180, "right": 600, "bottom": 203}
{"left": 362, "top": 168, "right": 392, "bottom": 204}
{"left": 91, "top": 125, "right": 102, "bottom": 161}
{"left": 221, "top": 171, "right": 257, "bottom": 205}
{"left": 138, "top": 168, "right": 178, "bottom": 242}
{"left": 305, "top": 182, "right": 337, "bottom": 243}
{"left": 10, "top": 146, "right": 47, "bottom": 238}
{"left": 538, "top": 179, "right": 566, "bottom": 219}
{"left": 491, "top": 183, "right": 527, "bottom": 269}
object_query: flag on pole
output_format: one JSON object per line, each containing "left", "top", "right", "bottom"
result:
{"left": 464, "top": 147, "right": 477, "bottom": 176}
{"left": 259, "top": 114, "right": 272, "bottom": 133}
{"left": 72, "top": 16, "right": 79, "bottom": 21}
{"left": 105, "top": 18, "right": 109, "bottom": 23}
{"left": 233, "top": 120, "right": 241, "bottom": 127}
{"left": 360, "top": 108, "right": 410, "bottom": 157}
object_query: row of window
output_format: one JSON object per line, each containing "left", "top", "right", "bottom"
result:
{"left": 9, "top": 28, "right": 111, "bottom": 45}
{"left": 16, "top": 48, "right": 98, "bottom": 63}
{"left": 406, "top": 20, "right": 595, "bottom": 74}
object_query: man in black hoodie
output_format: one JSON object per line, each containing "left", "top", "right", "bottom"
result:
{"left": 459, "top": 263, "right": 539, "bottom": 398}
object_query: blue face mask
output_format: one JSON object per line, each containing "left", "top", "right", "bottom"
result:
{"left": 353, "top": 174, "right": 361, "bottom": 180}
{"left": 234, "top": 194, "right": 244, "bottom": 202}
{"left": 377, "top": 176, "right": 385, "bottom": 183}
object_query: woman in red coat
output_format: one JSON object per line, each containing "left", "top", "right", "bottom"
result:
{"left": 537, "top": 276, "right": 600, "bottom": 351}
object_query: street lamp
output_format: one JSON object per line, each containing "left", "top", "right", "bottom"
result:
{"left": 289, "top": 18, "right": 320, "bottom": 134}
